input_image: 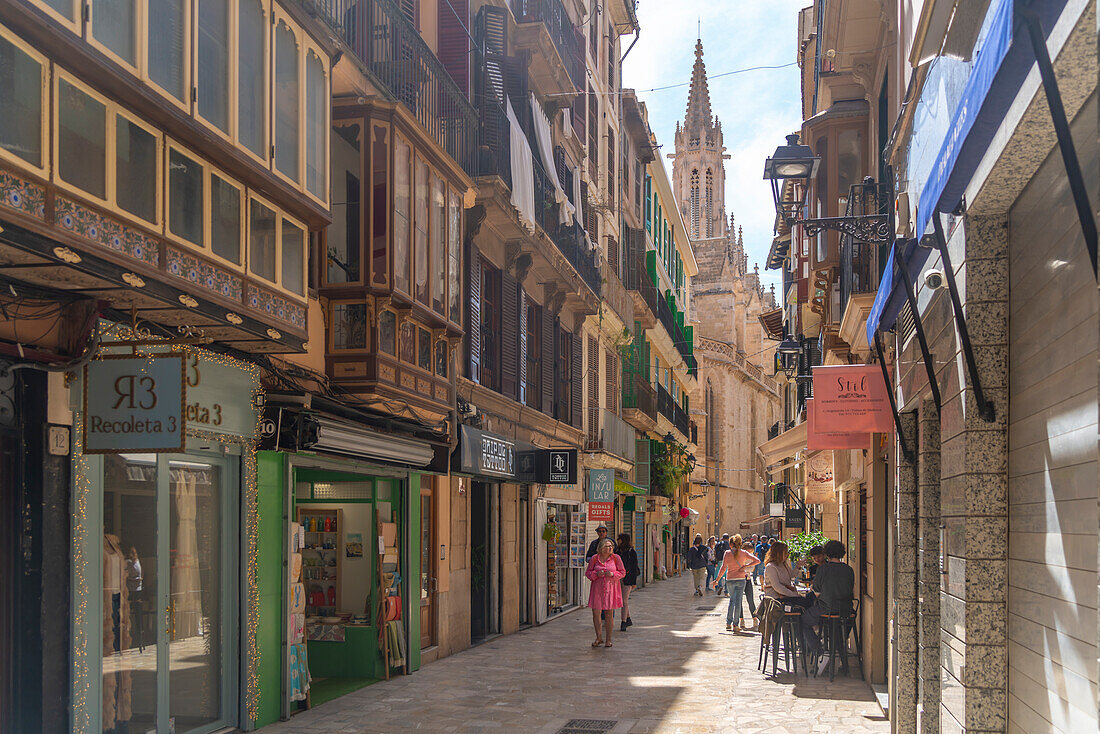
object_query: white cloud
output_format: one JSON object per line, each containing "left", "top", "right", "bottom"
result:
{"left": 622, "top": 0, "right": 807, "bottom": 293}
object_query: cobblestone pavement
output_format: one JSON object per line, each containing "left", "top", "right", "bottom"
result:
{"left": 266, "top": 576, "right": 890, "bottom": 733}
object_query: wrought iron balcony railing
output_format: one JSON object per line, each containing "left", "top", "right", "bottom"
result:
{"left": 310, "top": 0, "right": 477, "bottom": 175}
{"left": 510, "top": 0, "right": 584, "bottom": 89}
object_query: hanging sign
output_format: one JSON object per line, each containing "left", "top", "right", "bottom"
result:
{"left": 83, "top": 354, "right": 185, "bottom": 453}
{"left": 812, "top": 365, "right": 894, "bottom": 434}
{"left": 587, "top": 502, "right": 613, "bottom": 522}
{"left": 587, "top": 469, "right": 614, "bottom": 502}
{"left": 807, "top": 398, "right": 866, "bottom": 450}
{"left": 805, "top": 451, "right": 835, "bottom": 504}
{"left": 785, "top": 506, "right": 805, "bottom": 528}
{"left": 183, "top": 352, "right": 260, "bottom": 438}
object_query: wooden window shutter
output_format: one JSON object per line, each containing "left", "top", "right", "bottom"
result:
{"left": 605, "top": 348, "right": 618, "bottom": 415}
{"left": 607, "top": 36, "right": 615, "bottom": 88}
{"left": 438, "top": 0, "right": 470, "bottom": 98}
{"left": 587, "top": 335, "right": 599, "bottom": 444}
{"left": 517, "top": 288, "right": 527, "bottom": 405}
{"left": 570, "top": 330, "right": 583, "bottom": 429}
{"left": 466, "top": 246, "right": 482, "bottom": 381}
{"left": 606, "top": 126, "right": 615, "bottom": 208}
{"left": 634, "top": 438, "right": 650, "bottom": 488}
{"left": 501, "top": 271, "right": 519, "bottom": 400}
{"left": 541, "top": 308, "right": 555, "bottom": 417}
{"left": 607, "top": 235, "right": 618, "bottom": 278}
{"left": 587, "top": 88, "right": 598, "bottom": 174}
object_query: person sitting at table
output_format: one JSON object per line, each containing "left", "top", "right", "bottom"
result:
{"left": 803, "top": 545, "right": 825, "bottom": 582}
{"left": 762, "top": 541, "right": 812, "bottom": 609}
{"left": 801, "top": 540, "right": 856, "bottom": 675}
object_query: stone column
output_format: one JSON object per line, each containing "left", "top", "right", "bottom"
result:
{"left": 937, "top": 215, "right": 1009, "bottom": 732}
{"left": 917, "top": 398, "right": 941, "bottom": 733}
{"left": 892, "top": 409, "right": 920, "bottom": 734}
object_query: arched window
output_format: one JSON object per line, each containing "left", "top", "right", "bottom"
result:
{"left": 689, "top": 169, "right": 700, "bottom": 238}
{"left": 705, "top": 169, "right": 714, "bottom": 237}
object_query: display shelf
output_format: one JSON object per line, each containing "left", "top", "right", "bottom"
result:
{"left": 299, "top": 508, "right": 343, "bottom": 615}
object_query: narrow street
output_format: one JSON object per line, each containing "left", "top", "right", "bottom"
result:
{"left": 267, "top": 577, "right": 889, "bottom": 734}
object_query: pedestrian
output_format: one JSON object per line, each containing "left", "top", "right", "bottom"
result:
{"left": 686, "top": 534, "right": 709, "bottom": 596}
{"left": 752, "top": 536, "right": 768, "bottom": 585}
{"left": 714, "top": 534, "right": 759, "bottom": 632}
{"left": 761, "top": 541, "right": 812, "bottom": 608}
{"left": 704, "top": 536, "right": 718, "bottom": 591}
{"left": 585, "top": 538, "right": 626, "bottom": 647}
{"left": 713, "top": 533, "right": 731, "bottom": 596}
{"left": 616, "top": 532, "right": 639, "bottom": 632}
{"left": 586, "top": 525, "right": 609, "bottom": 561}
{"left": 801, "top": 540, "right": 855, "bottom": 674}
{"left": 802, "top": 545, "right": 825, "bottom": 583}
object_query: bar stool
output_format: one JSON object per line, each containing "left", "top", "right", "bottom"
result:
{"left": 758, "top": 598, "right": 807, "bottom": 676}
{"left": 846, "top": 599, "right": 864, "bottom": 679}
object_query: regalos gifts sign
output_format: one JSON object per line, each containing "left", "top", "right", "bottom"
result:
{"left": 811, "top": 365, "right": 893, "bottom": 435}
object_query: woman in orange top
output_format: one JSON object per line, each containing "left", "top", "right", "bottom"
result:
{"left": 714, "top": 534, "right": 760, "bottom": 632}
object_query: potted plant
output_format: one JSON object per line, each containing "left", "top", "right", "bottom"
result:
{"left": 542, "top": 521, "right": 561, "bottom": 543}
{"left": 787, "top": 530, "right": 828, "bottom": 563}
{"left": 651, "top": 442, "right": 692, "bottom": 497}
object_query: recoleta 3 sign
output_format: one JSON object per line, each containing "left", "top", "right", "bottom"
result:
{"left": 83, "top": 353, "right": 186, "bottom": 453}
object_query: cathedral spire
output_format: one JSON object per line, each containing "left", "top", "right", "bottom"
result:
{"left": 684, "top": 39, "right": 713, "bottom": 134}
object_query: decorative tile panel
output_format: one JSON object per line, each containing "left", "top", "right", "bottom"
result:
{"left": 54, "top": 197, "right": 159, "bottom": 267}
{"left": 0, "top": 170, "right": 45, "bottom": 219}
{"left": 379, "top": 363, "right": 396, "bottom": 382}
{"left": 246, "top": 284, "right": 306, "bottom": 330}
{"left": 166, "top": 247, "right": 244, "bottom": 300}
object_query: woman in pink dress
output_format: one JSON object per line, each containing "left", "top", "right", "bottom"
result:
{"left": 585, "top": 538, "right": 625, "bottom": 647}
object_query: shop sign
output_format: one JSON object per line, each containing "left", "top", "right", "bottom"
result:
{"left": 807, "top": 398, "right": 866, "bottom": 450}
{"left": 184, "top": 353, "right": 260, "bottom": 438}
{"left": 805, "top": 451, "right": 835, "bottom": 504}
{"left": 517, "top": 446, "right": 577, "bottom": 484}
{"left": 457, "top": 426, "right": 515, "bottom": 478}
{"left": 587, "top": 469, "right": 614, "bottom": 502}
{"left": 812, "top": 365, "right": 894, "bottom": 434}
{"left": 588, "top": 502, "right": 613, "bottom": 522}
{"left": 785, "top": 506, "right": 805, "bottom": 528}
{"left": 83, "top": 354, "right": 185, "bottom": 453}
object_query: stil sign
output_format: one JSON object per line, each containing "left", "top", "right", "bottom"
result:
{"left": 83, "top": 354, "right": 186, "bottom": 453}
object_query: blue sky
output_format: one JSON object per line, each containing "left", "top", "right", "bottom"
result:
{"left": 622, "top": 0, "right": 808, "bottom": 294}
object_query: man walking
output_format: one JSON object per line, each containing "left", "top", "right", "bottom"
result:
{"left": 586, "top": 526, "right": 609, "bottom": 561}
{"left": 713, "top": 534, "right": 731, "bottom": 596}
{"left": 686, "top": 534, "right": 709, "bottom": 596}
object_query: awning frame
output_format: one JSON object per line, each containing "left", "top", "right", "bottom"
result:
{"left": 1019, "top": 1, "right": 1097, "bottom": 278}
{"left": 894, "top": 237, "right": 943, "bottom": 414}
{"left": 874, "top": 330, "right": 913, "bottom": 463}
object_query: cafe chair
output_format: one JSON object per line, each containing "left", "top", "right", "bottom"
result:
{"left": 814, "top": 602, "right": 862, "bottom": 681}
{"left": 758, "top": 597, "right": 808, "bottom": 677}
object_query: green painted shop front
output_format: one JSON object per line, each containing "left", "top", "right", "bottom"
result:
{"left": 253, "top": 451, "right": 430, "bottom": 727}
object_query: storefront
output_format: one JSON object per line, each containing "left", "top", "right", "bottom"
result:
{"left": 454, "top": 426, "right": 579, "bottom": 630}
{"left": 70, "top": 328, "right": 262, "bottom": 734}
{"left": 252, "top": 404, "right": 444, "bottom": 724}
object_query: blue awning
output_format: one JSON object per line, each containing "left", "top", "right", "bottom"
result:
{"left": 866, "top": 0, "right": 1069, "bottom": 345}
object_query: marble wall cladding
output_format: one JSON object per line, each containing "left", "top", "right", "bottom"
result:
{"left": 0, "top": 169, "right": 45, "bottom": 219}
{"left": 940, "top": 592, "right": 1006, "bottom": 647}
{"left": 940, "top": 473, "right": 1007, "bottom": 517}
{"left": 942, "top": 515, "right": 1008, "bottom": 561}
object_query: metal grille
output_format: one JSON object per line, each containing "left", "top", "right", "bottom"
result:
{"left": 556, "top": 720, "right": 618, "bottom": 734}
{"left": 897, "top": 299, "right": 916, "bottom": 344}
{"left": 310, "top": 481, "right": 375, "bottom": 500}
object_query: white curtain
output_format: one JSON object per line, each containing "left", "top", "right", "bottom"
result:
{"left": 505, "top": 99, "right": 536, "bottom": 232}
{"left": 530, "top": 93, "right": 575, "bottom": 226}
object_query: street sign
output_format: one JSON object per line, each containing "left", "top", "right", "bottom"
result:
{"left": 83, "top": 353, "right": 185, "bottom": 453}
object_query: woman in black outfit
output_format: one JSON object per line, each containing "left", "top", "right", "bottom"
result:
{"left": 617, "top": 533, "right": 640, "bottom": 632}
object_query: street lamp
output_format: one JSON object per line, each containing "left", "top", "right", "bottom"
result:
{"left": 764, "top": 133, "right": 893, "bottom": 243}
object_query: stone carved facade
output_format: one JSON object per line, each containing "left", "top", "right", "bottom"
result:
{"left": 669, "top": 40, "right": 781, "bottom": 536}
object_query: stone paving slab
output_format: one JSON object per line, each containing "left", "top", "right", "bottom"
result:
{"left": 262, "top": 577, "right": 890, "bottom": 733}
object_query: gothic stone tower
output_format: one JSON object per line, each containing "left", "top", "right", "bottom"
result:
{"left": 670, "top": 39, "right": 729, "bottom": 241}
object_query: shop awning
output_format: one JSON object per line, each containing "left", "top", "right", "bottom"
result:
{"left": 756, "top": 421, "right": 807, "bottom": 471}
{"left": 758, "top": 307, "right": 785, "bottom": 341}
{"left": 765, "top": 232, "right": 791, "bottom": 271}
{"left": 615, "top": 479, "right": 647, "bottom": 495}
{"left": 867, "top": 0, "right": 1068, "bottom": 344}
{"left": 739, "top": 514, "right": 774, "bottom": 529}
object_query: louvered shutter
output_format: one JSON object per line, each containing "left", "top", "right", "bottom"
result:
{"left": 587, "top": 335, "right": 599, "bottom": 444}
{"left": 467, "top": 247, "right": 482, "bottom": 381}
{"left": 605, "top": 348, "right": 618, "bottom": 415}
{"left": 501, "top": 271, "right": 519, "bottom": 400}
{"left": 438, "top": 0, "right": 470, "bottom": 98}
{"left": 570, "top": 330, "right": 583, "bottom": 429}
{"left": 634, "top": 439, "right": 650, "bottom": 489}
{"left": 541, "top": 308, "right": 555, "bottom": 417}
{"left": 554, "top": 146, "right": 573, "bottom": 207}
{"left": 518, "top": 288, "right": 527, "bottom": 405}
{"left": 587, "top": 89, "right": 598, "bottom": 173}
